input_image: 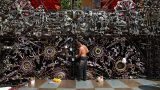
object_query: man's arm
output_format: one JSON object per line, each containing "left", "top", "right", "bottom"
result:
{"left": 84, "top": 45, "right": 89, "bottom": 53}
{"left": 78, "top": 47, "right": 82, "bottom": 57}
{"left": 76, "top": 47, "right": 82, "bottom": 58}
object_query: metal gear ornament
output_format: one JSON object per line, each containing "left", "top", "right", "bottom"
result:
{"left": 20, "top": 58, "right": 35, "bottom": 74}
{"left": 91, "top": 46, "right": 104, "bottom": 58}
{"left": 44, "top": 46, "right": 56, "bottom": 58}
{"left": 51, "top": 67, "right": 69, "bottom": 79}
{"left": 115, "top": 60, "right": 127, "bottom": 72}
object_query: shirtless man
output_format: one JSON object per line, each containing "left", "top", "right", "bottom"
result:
{"left": 76, "top": 41, "right": 89, "bottom": 81}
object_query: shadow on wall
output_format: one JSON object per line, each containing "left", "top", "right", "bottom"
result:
{"left": 139, "top": 84, "right": 160, "bottom": 90}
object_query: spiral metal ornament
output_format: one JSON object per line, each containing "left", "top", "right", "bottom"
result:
{"left": 44, "top": 46, "right": 56, "bottom": 58}
{"left": 54, "top": 71, "right": 66, "bottom": 79}
{"left": 91, "top": 46, "right": 104, "bottom": 58}
{"left": 20, "top": 59, "right": 34, "bottom": 73}
{"left": 52, "top": 68, "right": 68, "bottom": 79}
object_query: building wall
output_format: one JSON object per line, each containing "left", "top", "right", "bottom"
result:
{"left": 81, "top": 0, "right": 101, "bottom": 10}
{"left": 81, "top": 0, "right": 93, "bottom": 9}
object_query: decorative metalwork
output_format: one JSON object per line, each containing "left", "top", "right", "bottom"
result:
{"left": 1, "top": 0, "right": 160, "bottom": 86}
{"left": 115, "top": 60, "right": 127, "bottom": 72}
{"left": 44, "top": 46, "right": 56, "bottom": 58}
{"left": 20, "top": 59, "right": 34, "bottom": 73}
{"left": 91, "top": 46, "right": 104, "bottom": 58}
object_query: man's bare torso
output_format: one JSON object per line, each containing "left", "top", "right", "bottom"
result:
{"left": 79, "top": 45, "right": 89, "bottom": 57}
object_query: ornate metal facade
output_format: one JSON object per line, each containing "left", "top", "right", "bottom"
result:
{"left": 0, "top": 0, "right": 160, "bottom": 86}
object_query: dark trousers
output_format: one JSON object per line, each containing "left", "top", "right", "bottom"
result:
{"left": 78, "top": 57, "right": 87, "bottom": 80}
